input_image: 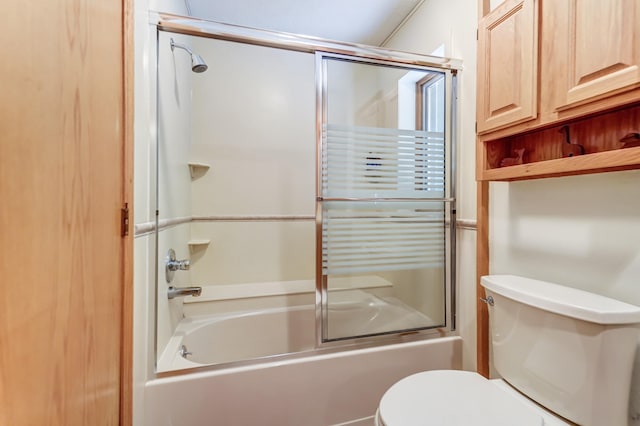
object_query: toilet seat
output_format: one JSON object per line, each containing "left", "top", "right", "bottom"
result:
{"left": 377, "top": 370, "right": 568, "bottom": 426}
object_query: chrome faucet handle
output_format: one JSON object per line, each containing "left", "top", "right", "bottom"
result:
{"left": 167, "top": 258, "right": 190, "bottom": 271}
{"left": 165, "top": 248, "right": 190, "bottom": 283}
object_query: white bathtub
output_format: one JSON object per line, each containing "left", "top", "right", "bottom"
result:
{"left": 149, "top": 278, "right": 459, "bottom": 425}
{"left": 158, "top": 289, "right": 439, "bottom": 370}
{"left": 147, "top": 336, "right": 462, "bottom": 425}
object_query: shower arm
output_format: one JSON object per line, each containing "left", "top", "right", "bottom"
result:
{"left": 170, "top": 38, "right": 208, "bottom": 73}
{"left": 170, "top": 39, "right": 194, "bottom": 56}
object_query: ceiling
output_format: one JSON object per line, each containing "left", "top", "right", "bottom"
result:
{"left": 187, "top": 0, "right": 424, "bottom": 46}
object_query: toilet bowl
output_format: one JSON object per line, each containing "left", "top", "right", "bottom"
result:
{"left": 376, "top": 275, "right": 640, "bottom": 426}
{"left": 376, "top": 370, "right": 570, "bottom": 426}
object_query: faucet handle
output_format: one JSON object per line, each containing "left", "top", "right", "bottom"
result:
{"left": 167, "top": 258, "right": 190, "bottom": 271}
{"left": 165, "top": 248, "right": 190, "bottom": 283}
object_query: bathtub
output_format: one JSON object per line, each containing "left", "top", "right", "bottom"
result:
{"left": 148, "top": 278, "right": 459, "bottom": 425}
{"left": 147, "top": 336, "right": 462, "bottom": 425}
{"left": 158, "top": 289, "right": 439, "bottom": 371}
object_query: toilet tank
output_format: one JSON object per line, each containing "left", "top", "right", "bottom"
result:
{"left": 481, "top": 275, "right": 640, "bottom": 426}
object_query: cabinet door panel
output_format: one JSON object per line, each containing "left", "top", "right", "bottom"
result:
{"left": 477, "top": 0, "right": 538, "bottom": 133}
{"left": 565, "top": 0, "right": 640, "bottom": 105}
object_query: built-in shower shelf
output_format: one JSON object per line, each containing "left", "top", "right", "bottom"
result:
{"left": 188, "top": 239, "right": 211, "bottom": 253}
{"left": 188, "top": 162, "right": 210, "bottom": 179}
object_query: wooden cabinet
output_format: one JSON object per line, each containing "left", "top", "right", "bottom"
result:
{"left": 477, "top": 0, "right": 537, "bottom": 133}
{"left": 563, "top": 0, "right": 640, "bottom": 107}
{"left": 477, "top": 0, "right": 640, "bottom": 181}
{"left": 475, "top": 0, "right": 640, "bottom": 379}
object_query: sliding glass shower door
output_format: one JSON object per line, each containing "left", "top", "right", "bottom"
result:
{"left": 317, "top": 54, "right": 455, "bottom": 342}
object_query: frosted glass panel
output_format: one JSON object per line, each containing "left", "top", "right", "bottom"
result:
{"left": 320, "top": 55, "right": 450, "bottom": 341}
{"left": 322, "top": 201, "right": 444, "bottom": 275}
{"left": 322, "top": 124, "right": 445, "bottom": 199}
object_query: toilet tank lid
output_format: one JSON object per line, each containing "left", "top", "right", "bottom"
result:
{"left": 481, "top": 275, "right": 640, "bottom": 325}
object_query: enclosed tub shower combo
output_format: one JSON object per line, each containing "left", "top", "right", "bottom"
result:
{"left": 142, "top": 11, "right": 463, "bottom": 425}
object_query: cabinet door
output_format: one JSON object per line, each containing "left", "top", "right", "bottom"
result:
{"left": 564, "top": 0, "right": 640, "bottom": 106}
{"left": 477, "top": 0, "right": 538, "bottom": 133}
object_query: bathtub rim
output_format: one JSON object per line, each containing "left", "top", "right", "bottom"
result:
{"left": 155, "top": 317, "right": 456, "bottom": 377}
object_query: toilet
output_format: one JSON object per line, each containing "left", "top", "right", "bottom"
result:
{"left": 376, "top": 275, "right": 640, "bottom": 426}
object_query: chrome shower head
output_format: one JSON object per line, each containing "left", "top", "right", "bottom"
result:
{"left": 170, "top": 38, "right": 208, "bottom": 73}
{"left": 190, "top": 54, "right": 208, "bottom": 73}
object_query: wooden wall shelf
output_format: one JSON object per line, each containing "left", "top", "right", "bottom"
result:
{"left": 481, "top": 146, "right": 640, "bottom": 181}
{"left": 479, "top": 104, "right": 640, "bottom": 181}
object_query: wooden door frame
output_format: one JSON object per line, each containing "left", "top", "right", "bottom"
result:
{"left": 121, "top": 0, "right": 135, "bottom": 423}
{"left": 476, "top": 0, "right": 491, "bottom": 378}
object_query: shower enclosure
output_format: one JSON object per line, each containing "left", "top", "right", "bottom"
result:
{"left": 152, "top": 14, "right": 460, "bottom": 372}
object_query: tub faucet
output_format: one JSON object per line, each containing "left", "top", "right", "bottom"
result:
{"left": 167, "top": 286, "right": 202, "bottom": 299}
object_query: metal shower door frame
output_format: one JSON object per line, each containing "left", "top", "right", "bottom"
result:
{"left": 315, "top": 51, "right": 458, "bottom": 347}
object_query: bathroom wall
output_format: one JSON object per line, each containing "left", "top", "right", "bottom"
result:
{"left": 189, "top": 37, "right": 316, "bottom": 286}
{"left": 384, "top": 0, "right": 479, "bottom": 371}
{"left": 155, "top": 30, "right": 196, "bottom": 355}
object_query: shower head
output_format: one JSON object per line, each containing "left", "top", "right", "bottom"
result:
{"left": 190, "top": 54, "right": 208, "bottom": 73}
{"left": 170, "top": 38, "right": 208, "bottom": 73}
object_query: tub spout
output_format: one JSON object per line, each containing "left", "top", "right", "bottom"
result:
{"left": 168, "top": 286, "right": 202, "bottom": 299}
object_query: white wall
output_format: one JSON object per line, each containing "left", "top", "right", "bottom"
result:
{"left": 385, "top": 0, "right": 479, "bottom": 371}
{"left": 490, "top": 170, "right": 640, "bottom": 424}
{"left": 155, "top": 30, "right": 195, "bottom": 355}
{"left": 189, "top": 38, "right": 317, "bottom": 286}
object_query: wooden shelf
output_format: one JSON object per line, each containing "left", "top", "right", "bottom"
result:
{"left": 479, "top": 105, "right": 640, "bottom": 181}
{"left": 481, "top": 146, "right": 640, "bottom": 181}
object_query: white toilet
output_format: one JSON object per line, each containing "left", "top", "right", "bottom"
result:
{"left": 376, "top": 275, "right": 640, "bottom": 426}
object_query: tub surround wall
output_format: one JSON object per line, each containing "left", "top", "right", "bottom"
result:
{"left": 157, "top": 30, "right": 193, "bottom": 224}
{"left": 156, "top": 224, "right": 193, "bottom": 353}
{"left": 189, "top": 39, "right": 316, "bottom": 286}
{"left": 189, "top": 221, "right": 315, "bottom": 285}
{"left": 154, "top": 28, "right": 196, "bottom": 366}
